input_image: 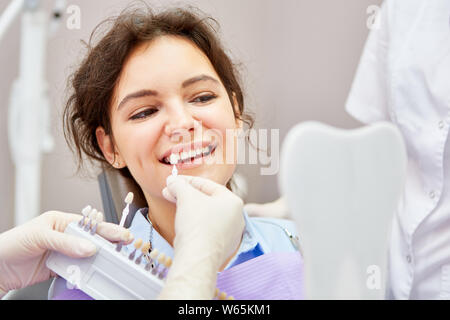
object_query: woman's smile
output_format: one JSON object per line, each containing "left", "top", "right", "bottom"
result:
{"left": 159, "top": 140, "right": 218, "bottom": 169}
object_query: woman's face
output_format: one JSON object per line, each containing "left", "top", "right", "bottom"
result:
{"left": 97, "top": 35, "right": 241, "bottom": 201}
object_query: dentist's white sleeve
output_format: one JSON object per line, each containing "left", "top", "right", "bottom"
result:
{"left": 345, "top": 0, "right": 390, "bottom": 124}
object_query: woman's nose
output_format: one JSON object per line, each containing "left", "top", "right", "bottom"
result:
{"left": 164, "top": 105, "right": 199, "bottom": 140}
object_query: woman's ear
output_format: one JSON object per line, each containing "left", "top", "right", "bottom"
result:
{"left": 96, "top": 127, "right": 124, "bottom": 168}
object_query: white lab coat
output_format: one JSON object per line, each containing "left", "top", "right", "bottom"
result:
{"left": 346, "top": 0, "right": 450, "bottom": 299}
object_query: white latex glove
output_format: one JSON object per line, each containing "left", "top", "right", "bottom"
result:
{"left": 244, "top": 196, "right": 291, "bottom": 219}
{"left": 0, "top": 211, "right": 133, "bottom": 298}
{"left": 159, "top": 175, "right": 245, "bottom": 300}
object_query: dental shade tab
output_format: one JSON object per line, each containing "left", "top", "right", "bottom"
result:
{"left": 172, "top": 165, "right": 178, "bottom": 177}
{"left": 119, "top": 192, "right": 134, "bottom": 227}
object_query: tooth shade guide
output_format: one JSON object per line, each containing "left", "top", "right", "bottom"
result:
{"left": 213, "top": 288, "right": 232, "bottom": 300}
{"left": 172, "top": 165, "right": 178, "bottom": 177}
{"left": 135, "top": 243, "right": 150, "bottom": 265}
{"left": 48, "top": 222, "right": 180, "bottom": 300}
{"left": 120, "top": 192, "right": 134, "bottom": 228}
{"left": 82, "top": 205, "right": 92, "bottom": 214}
{"left": 88, "top": 208, "right": 97, "bottom": 219}
{"left": 157, "top": 253, "right": 166, "bottom": 265}
{"left": 67, "top": 210, "right": 237, "bottom": 298}
{"left": 115, "top": 230, "right": 131, "bottom": 252}
{"left": 124, "top": 229, "right": 132, "bottom": 242}
{"left": 128, "top": 238, "right": 143, "bottom": 260}
{"left": 115, "top": 242, "right": 123, "bottom": 252}
{"left": 84, "top": 208, "right": 97, "bottom": 231}
{"left": 164, "top": 257, "right": 172, "bottom": 268}
{"left": 81, "top": 205, "right": 92, "bottom": 217}
{"left": 125, "top": 192, "right": 134, "bottom": 204}
{"left": 90, "top": 211, "right": 103, "bottom": 235}
{"left": 96, "top": 211, "right": 103, "bottom": 222}
{"left": 141, "top": 242, "right": 151, "bottom": 254}
{"left": 149, "top": 248, "right": 159, "bottom": 260}
{"left": 144, "top": 262, "right": 152, "bottom": 271}
{"left": 79, "top": 205, "right": 92, "bottom": 226}
{"left": 134, "top": 238, "right": 143, "bottom": 249}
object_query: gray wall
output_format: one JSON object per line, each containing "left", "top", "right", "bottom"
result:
{"left": 0, "top": 0, "right": 380, "bottom": 232}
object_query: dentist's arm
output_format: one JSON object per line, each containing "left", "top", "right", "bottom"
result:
{"left": 244, "top": 196, "right": 291, "bottom": 219}
{"left": 0, "top": 211, "right": 133, "bottom": 298}
{"left": 159, "top": 175, "right": 245, "bottom": 300}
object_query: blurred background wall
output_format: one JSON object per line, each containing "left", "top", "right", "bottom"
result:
{"left": 0, "top": 0, "right": 382, "bottom": 232}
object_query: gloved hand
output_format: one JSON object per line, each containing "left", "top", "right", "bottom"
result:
{"left": 0, "top": 211, "right": 133, "bottom": 297}
{"left": 244, "top": 196, "right": 291, "bottom": 219}
{"left": 159, "top": 175, "right": 245, "bottom": 299}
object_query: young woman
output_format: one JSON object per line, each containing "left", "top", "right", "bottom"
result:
{"left": 50, "top": 4, "right": 302, "bottom": 300}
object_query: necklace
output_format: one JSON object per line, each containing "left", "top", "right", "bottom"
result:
{"left": 144, "top": 213, "right": 154, "bottom": 257}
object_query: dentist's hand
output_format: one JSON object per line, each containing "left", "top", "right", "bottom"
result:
{"left": 0, "top": 211, "right": 133, "bottom": 297}
{"left": 160, "top": 175, "right": 245, "bottom": 299}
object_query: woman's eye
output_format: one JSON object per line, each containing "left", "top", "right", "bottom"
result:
{"left": 191, "top": 94, "right": 217, "bottom": 104}
{"left": 130, "top": 108, "right": 158, "bottom": 120}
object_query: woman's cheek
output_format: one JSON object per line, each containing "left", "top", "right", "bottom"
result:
{"left": 132, "top": 163, "right": 165, "bottom": 198}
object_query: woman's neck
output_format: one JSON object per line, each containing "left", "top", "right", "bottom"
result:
{"left": 143, "top": 192, "right": 244, "bottom": 271}
{"left": 145, "top": 195, "right": 177, "bottom": 247}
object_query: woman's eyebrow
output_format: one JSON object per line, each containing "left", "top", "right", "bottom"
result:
{"left": 117, "top": 89, "right": 158, "bottom": 110}
{"left": 117, "top": 75, "right": 219, "bottom": 110}
{"left": 182, "top": 74, "right": 220, "bottom": 88}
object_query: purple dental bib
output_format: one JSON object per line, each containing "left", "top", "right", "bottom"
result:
{"left": 52, "top": 251, "right": 304, "bottom": 300}
{"left": 216, "top": 251, "right": 304, "bottom": 300}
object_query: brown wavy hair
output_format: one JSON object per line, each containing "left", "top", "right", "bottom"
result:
{"left": 63, "top": 3, "right": 254, "bottom": 191}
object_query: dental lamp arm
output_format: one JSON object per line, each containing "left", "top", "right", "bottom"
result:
{"left": 0, "top": 0, "right": 24, "bottom": 44}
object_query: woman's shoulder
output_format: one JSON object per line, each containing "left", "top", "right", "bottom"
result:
{"left": 244, "top": 213, "right": 300, "bottom": 253}
{"left": 250, "top": 216, "right": 298, "bottom": 232}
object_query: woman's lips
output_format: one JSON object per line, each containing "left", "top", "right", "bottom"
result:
{"left": 159, "top": 144, "right": 218, "bottom": 169}
{"left": 159, "top": 140, "right": 214, "bottom": 162}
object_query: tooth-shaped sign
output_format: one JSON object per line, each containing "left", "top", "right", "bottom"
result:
{"left": 279, "top": 121, "right": 407, "bottom": 299}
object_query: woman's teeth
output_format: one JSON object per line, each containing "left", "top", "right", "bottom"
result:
{"left": 163, "top": 145, "right": 214, "bottom": 165}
